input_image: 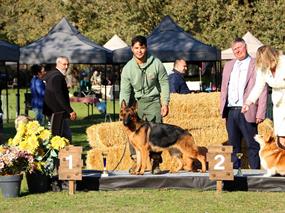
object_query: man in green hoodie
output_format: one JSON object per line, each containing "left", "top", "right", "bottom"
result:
{"left": 120, "top": 35, "right": 170, "bottom": 174}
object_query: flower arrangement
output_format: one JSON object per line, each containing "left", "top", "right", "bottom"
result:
{"left": 8, "top": 120, "right": 69, "bottom": 176}
{"left": 0, "top": 145, "right": 34, "bottom": 176}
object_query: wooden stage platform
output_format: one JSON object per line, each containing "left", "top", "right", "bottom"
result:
{"left": 76, "top": 169, "right": 285, "bottom": 192}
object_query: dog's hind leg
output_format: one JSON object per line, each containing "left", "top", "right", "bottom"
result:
{"left": 183, "top": 157, "right": 193, "bottom": 172}
{"left": 170, "top": 156, "right": 183, "bottom": 173}
{"left": 196, "top": 154, "right": 207, "bottom": 173}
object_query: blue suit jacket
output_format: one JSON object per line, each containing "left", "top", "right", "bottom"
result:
{"left": 168, "top": 70, "right": 190, "bottom": 94}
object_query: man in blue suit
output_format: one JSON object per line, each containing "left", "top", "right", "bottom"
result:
{"left": 169, "top": 59, "right": 190, "bottom": 94}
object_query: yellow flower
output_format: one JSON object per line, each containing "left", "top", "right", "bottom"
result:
{"left": 19, "top": 134, "right": 39, "bottom": 154}
{"left": 17, "top": 123, "right": 26, "bottom": 137}
{"left": 26, "top": 121, "right": 44, "bottom": 135}
{"left": 0, "top": 145, "right": 6, "bottom": 154}
{"left": 39, "top": 129, "right": 51, "bottom": 141}
{"left": 50, "top": 136, "right": 69, "bottom": 150}
{"left": 34, "top": 162, "right": 45, "bottom": 172}
{"left": 8, "top": 134, "right": 22, "bottom": 146}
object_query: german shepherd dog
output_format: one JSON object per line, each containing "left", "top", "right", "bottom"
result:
{"left": 120, "top": 100, "right": 206, "bottom": 175}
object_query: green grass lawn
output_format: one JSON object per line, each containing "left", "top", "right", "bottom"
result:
{"left": 1, "top": 189, "right": 285, "bottom": 213}
{"left": 1, "top": 89, "right": 285, "bottom": 212}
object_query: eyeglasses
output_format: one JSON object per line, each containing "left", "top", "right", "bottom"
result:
{"left": 60, "top": 62, "right": 69, "bottom": 66}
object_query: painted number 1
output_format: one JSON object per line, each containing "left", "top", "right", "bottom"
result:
{"left": 214, "top": 154, "right": 225, "bottom": 170}
{"left": 65, "top": 155, "right": 73, "bottom": 169}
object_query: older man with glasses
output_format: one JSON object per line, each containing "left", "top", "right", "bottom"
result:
{"left": 43, "top": 56, "right": 77, "bottom": 143}
{"left": 220, "top": 38, "right": 267, "bottom": 169}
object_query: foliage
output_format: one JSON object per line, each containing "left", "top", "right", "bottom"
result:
{"left": 1, "top": 0, "right": 285, "bottom": 50}
{"left": 0, "top": 145, "right": 34, "bottom": 176}
{"left": 8, "top": 120, "right": 69, "bottom": 176}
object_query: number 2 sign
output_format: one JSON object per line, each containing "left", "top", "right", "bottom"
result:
{"left": 207, "top": 146, "right": 233, "bottom": 181}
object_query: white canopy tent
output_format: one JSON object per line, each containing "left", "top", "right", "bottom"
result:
{"left": 221, "top": 31, "right": 263, "bottom": 60}
{"left": 103, "top": 34, "right": 128, "bottom": 51}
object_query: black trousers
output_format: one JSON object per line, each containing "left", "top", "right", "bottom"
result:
{"left": 226, "top": 107, "right": 260, "bottom": 169}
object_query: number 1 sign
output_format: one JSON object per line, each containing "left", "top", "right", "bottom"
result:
{"left": 58, "top": 145, "right": 83, "bottom": 195}
{"left": 59, "top": 145, "right": 83, "bottom": 180}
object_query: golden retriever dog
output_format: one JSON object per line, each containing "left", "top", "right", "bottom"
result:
{"left": 255, "top": 119, "right": 285, "bottom": 177}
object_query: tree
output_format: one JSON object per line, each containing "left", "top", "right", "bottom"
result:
{"left": 0, "top": 0, "right": 64, "bottom": 45}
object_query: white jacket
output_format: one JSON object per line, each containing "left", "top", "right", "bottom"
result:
{"left": 247, "top": 55, "right": 285, "bottom": 106}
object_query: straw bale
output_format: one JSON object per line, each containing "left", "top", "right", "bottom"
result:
{"left": 86, "top": 92, "right": 242, "bottom": 170}
{"left": 86, "top": 145, "right": 133, "bottom": 170}
{"left": 87, "top": 121, "right": 128, "bottom": 148}
{"left": 86, "top": 146, "right": 203, "bottom": 171}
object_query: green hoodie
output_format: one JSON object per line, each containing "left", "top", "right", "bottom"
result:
{"left": 119, "top": 55, "right": 170, "bottom": 106}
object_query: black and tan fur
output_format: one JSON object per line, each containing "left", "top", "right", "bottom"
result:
{"left": 120, "top": 100, "right": 206, "bottom": 175}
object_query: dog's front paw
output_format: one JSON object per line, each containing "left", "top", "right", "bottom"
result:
{"left": 135, "top": 171, "right": 144, "bottom": 175}
{"left": 169, "top": 168, "right": 179, "bottom": 173}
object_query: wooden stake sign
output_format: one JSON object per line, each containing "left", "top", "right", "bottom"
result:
{"left": 58, "top": 145, "right": 83, "bottom": 195}
{"left": 207, "top": 146, "right": 234, "bottom": 192}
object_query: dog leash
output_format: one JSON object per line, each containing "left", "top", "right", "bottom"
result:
{"left": 276, "top": 136, "right": 285, "bottom": 150}
{"left": 110, "top": 141, "right": 128, "bottom": 172}
{"left": 110, "top": 123, "right": 148, "bottom": 171}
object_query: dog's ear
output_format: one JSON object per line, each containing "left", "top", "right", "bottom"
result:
{"left": 130, "top": 101, "right": 138, "bottom": 111}
{"left": 263, "top": 131, "right": 274, "bottom": 143}
{"left": 121, "top": 99, "right": 127, "bottom": 109}
{"left": 132, "top": 101, "right": 137, "bottom": 109}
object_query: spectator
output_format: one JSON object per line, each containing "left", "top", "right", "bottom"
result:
{"left": 168, "top": 59, "right": 190, "bottom": 94}
{"left": 43, "top": 56, "right": 77, "bottom": 142}
{"left": 30, "top": 64, "right": 46, "bottom": 126}
{"left": 80, "top": 75, "right": 91, "bottom": 95}
{"left": 242, "top": 45, "right": 285, "bottom": 150}
{"left": 220, "top": 38, "right": 267, "bottom": 169}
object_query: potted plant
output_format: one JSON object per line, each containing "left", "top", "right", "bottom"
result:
{"left": 8, "top": 120, "right": 69, "bottom": 193}
{"left": 0, "top": 145, "right": 34, "bottom": 198}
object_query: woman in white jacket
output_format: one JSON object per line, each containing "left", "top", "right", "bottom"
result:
{"left": 242, "top": 45, "right": 285, "bottom": 149}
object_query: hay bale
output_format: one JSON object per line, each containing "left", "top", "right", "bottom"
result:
{"left": 164, "top": 92, "right": 227, "bottom": 147}
{"left": 86, "top": 145, "right": 132, "bottom": 170}
{"left": 87, "top": 121, "right": 128, "bottom": 148}
{"left": 86, "top": 92, "right": 247, "bottom": 170}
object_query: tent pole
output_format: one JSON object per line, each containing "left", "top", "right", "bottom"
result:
{"left": 4, "top": 65, "right": 9, "bottom": 122}
{"left": 112, "top": 64, "right": 116, "bottom": 121}
{"left": 199, "top": 64, "right": 202, "bottom": 91}
{"left": 16, "top": 62, "right": 20, "bottom": 116}
{"left": 104, "top": 64, "right": 107, "bottom": 116}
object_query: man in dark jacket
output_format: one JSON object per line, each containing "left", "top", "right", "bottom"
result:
{"left": 43, "top": 56, "right": 76, "bottom": 142}
{"left": 168, "top": 59, "right": 190, "bottom": 94}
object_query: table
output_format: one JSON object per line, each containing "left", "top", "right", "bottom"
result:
{"left": 70, "top": 96, "right": 99, "bottom": 116}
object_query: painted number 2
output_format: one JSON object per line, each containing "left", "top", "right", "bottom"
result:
{"left": 65, "top": 155, "right": 73, "bottom": 169}
{"left": 214, "top": 154, "right": 225, "bottom": 170}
